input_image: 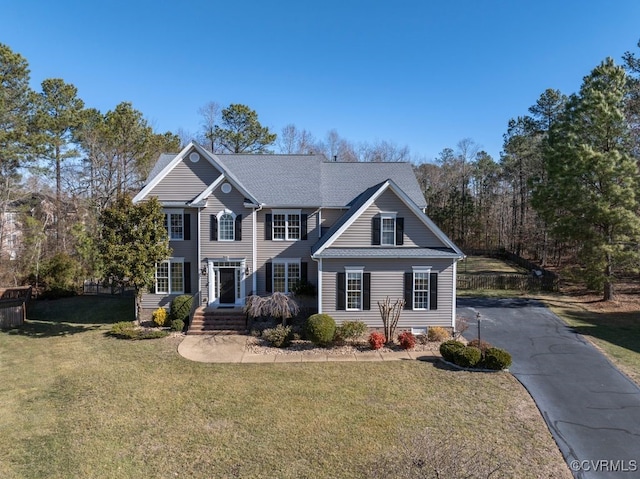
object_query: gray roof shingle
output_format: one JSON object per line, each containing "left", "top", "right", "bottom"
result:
{"left": 314, "top": 247, "right": 460, "bottom": 259}
{"left": 143, "top": 146, "right": 427, "bottom": 209}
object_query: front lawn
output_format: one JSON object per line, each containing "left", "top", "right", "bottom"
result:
{"left": 0, "top": 296, "right": 570, "bottom": 478}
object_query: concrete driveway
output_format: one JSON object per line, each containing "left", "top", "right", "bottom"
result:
{"left": 458, "top": 297, "right": 640, "bottom": 479}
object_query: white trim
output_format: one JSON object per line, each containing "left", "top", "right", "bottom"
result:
{"left": 451, "top": 260, "right": 457, "bottom": 330}
{"left": 252, "top": 206, "right": 260, "bottom": 295}
{"left": 412, "top": 268, "right": 431, "bottom": 311}
{"left": 164, "top": 209, "right": 184, "bottom": 241}
{"left": 271, "top": 209, "right": 302, "bottom": 241}
{"left": 271, "top": 258, "right": 301, "bottom": 294}
{"left": 311, "top": 180, "right": 464, "bottom": 258}
{"left": 206, "top": 258, "right": 247, "bottom": 306}
{"left": 216, "top": 209, "right": 236, "bottom": 241}
{"left": 191, "top": 174, "right": 226, "bottom": 204}
{"left": 197, "top": 207, "right": 202, "bottom": 300}
{"left": 380, "top": 212, "right": 397, "bottom": 246}
{"left": 317, "top": 258, "right": 323, "bottom": 314}
{"left": 155, "top": 257, "right": 185, "bottom": 295}
{"left": 344, "top": 267, "right": 364, "bottom": 311}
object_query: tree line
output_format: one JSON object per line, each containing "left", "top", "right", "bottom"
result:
{"left": 421, "top": 44, "right": 640, "bottom": 300}
{"left": 2, "top": 39, "right": 640, "bottom": 300}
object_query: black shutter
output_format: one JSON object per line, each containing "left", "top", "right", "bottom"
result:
{"left": 429, "top": 272, "right": 438, "bottom": 310}
{"left": 235, "top": 214, "right": 242, "bottom": 241}
{"left": 184, "top": 214, "right": 191, "bottom": 240}
{"left": 337, "top": 272, "right": 345, "bottom": 310}
{"left": 265, "top": 214, "right": 272, "bottom": 240}
{"left": 301, "top": 214, "right": 308, "bottom": 240}
{"left": 301, "top": 262, "right": 308, "bottom": 283}
{"left": 210, "top": 215, "right": 217, "bottom": 241}
{"left": 395, "top": 217, "right": 404, "bottom": 245}
{"left": 363, "top": 273, "right": 371, "bottom": 310}
{"left": 372, "top": 217, "right": 381, "bottom": 245}
{"left": 184, "top": 262, "right": 191, "bottom": 294}
{"left": 265, "top": 262, "right": 272, "bottom": 293}
{"left": 404, "top": 272, "right": 413, "bottom": 310}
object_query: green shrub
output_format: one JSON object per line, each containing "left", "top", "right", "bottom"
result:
{"left": 170, "top": 319, "right": 185, "bottom": 332}
{"left": 335, "top": 320, "right": 367, "bottom": 342}
{"left": 482, "top": 347, "right": 512, "bottom": 370}
{"left": 368, "top": 331, "right": 386, "bottom": 350}
{"left": 439, "top": 340, "right": 465, "bottom": 362}
{"left": 452, "top": 346, "right": 482, "bottom": 368}
{"left": 398, "top": 331, "right": 416, "bottom": 350}
{"left": 39, "top": 287, "right": 77, "bottom": 300}
{"left": 108, "top": 321, "right": 168, "bottom": 340}
{"left": 262, "top": 324, "right": 293, "bottom": 348}
{"left": 170, "top": 294, "right": 193, "bottom": 322}
{"left": 109, "top": 321, "right": 137, "bottom": 339}
{"left": 306, "top": 313, "right": 336, "bottom": 346}
{"left": 427, "top": 326, "right": 450, "bottom": 342}
{"left": 152, "top": 307, "right": 168, "bottom": 326}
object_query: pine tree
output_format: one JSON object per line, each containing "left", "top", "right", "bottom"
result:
{"left": 533, "top": 58, "right": 640, "bottom": 300}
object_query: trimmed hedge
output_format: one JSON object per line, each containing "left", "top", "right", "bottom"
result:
{"left": 306, "top": 314, "right": 336, "bottom": 346}
{"left": 262, "top": 324, "right": 293, "bottom": 348}
{"left": 439, "top": 340, "right": 465, "bottom": 362}
{"left": 170, "top": 294, "right": 193, "bottom": 322}
{"left": 482, "top": 347, "right": 512, "bottom": 370}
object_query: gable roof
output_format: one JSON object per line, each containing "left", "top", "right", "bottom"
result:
{"left": 139, "top": 141, "right": 428, "bottom": 209}
{"left": 311, "top": 179, "right": 464, "bottom": 259}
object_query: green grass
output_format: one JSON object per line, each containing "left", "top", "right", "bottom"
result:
{"left": 458, "top": 256, "right": 527, "bottom": 275}
{"left": 0, "top": 296, "right": 570, "bottom": 478}
{"left": 541, "top": 294, "right": 640, "bottom": 385}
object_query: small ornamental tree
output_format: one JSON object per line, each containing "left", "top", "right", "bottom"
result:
{"left": 98, "top": 196, "right": 170, "bottom": 322}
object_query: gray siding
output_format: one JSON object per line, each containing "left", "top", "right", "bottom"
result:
{"left": 148, "top": 155, "right": 221, "bottom": 201}
{"left": 141, "top": 207, "right": 199, "bottom": 310}
{"left": 332, "top": 189, "right": 445, "bottom": 248}
{"left": 256, "top": 208, "right": 318, "bottom": 295}
{"left": 321, "top": 258, "right": 455, "bottom": 329}
{"left": 200, "top": 185, "right": 254, "bottom": 296}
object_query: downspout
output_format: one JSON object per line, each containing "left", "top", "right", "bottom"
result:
{"left": 252, "top": 204, "right": 264, "bottom": 295}
{"left": 311, "top": 255, "right": 322, "bottom": 314}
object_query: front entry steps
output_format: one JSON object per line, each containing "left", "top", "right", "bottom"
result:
{"left": 188, "top": 306, "right": 248, "bottom": 335}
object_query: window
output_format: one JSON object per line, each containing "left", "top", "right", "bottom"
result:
{"left": 156, "top": 259, "right": 184, "bottom": 294}
{"left": 405, "top": 268, "right": 437, "bottom": 310}
{"left": 164, "top": 210, "right": 184, "bottom": 240}
{"left": 413, "top": 271, "right": 429, "bottom": 309}
{"left": 271, "top": 260, "right": 300, "bottom": 293}
{"left": 218, "top": 213, "right": 235, "bottom": 241}
{"left": 372, "top": 215, "right": 404, "bottom": 246}
{"left": 269, "top": 210, "right": 304, "bottom": 241}
{"left": 337, "top": 268, "right": 370, "bottom": 311}
{"left": 381, "top": 216, "right": 396, "bottom": 246}
{"left": 346, "top": 271, "right": 363, "bottom": 310}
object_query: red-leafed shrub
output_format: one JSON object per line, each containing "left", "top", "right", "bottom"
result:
{"left": 368, "top": 331, "right": 386, "bottom": 350}
{"left": 398, "top": 331, "right": 416, "bottom": 350}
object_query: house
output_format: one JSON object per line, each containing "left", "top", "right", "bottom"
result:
{"left": 133, "top": 142, "right": 464, "bottom": 333}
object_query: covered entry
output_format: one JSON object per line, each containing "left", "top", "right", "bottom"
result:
{"left": 207, "top": 258, "right": 247, "bottom": 306}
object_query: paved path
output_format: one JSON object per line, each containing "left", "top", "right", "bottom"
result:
{"left": 458, "top": 297, "right": 640, "bottom": 479}
{"left": 178, "top": 334, "right": 438, "bottom": 363}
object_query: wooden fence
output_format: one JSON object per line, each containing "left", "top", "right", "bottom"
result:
{"left": 0, "top": 286, "right": 32, "bottom": 328}
{"left": 457, "top": 274, "right": 558, "bottom": 292}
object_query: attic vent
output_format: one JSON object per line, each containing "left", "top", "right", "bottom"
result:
{"left": 221, "top": 183, "right": 232, "bottom": 194}
{"left": 189, "top": 152, "right": 200, "bottom": 163}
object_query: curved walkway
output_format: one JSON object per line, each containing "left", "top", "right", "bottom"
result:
{"left": 458, "top": 297, "right": 640, "bottom": 479}
{"left": 178, "top": 334, "right": 438, "bottom": 363}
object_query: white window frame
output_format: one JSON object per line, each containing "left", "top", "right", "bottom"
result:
{"left": 380, "top": 212, "right": 396, "bottom": 246}
{"left": 412, "top": 266, "right": 431, "bottom": 310}
{"left": 345, "top": 266, "right": 364, "bottom": 311}
{"left": 272, "top": 258, "right": 301, "bottom": 293}
{"left": 155, "top": 258, "right": 185, "bottom": 294}
{"left": 272, "top": 209, "right": 301, "bottom": 241}
{"left": 217, "top": 209, "right": 236, "bottom": 241}
{"left": 164, "top": 209, "right": 184, "bottom": 241}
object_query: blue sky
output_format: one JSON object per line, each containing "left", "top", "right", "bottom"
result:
{"left": 2, "top": 0, "right": 639, "bottom": 162}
